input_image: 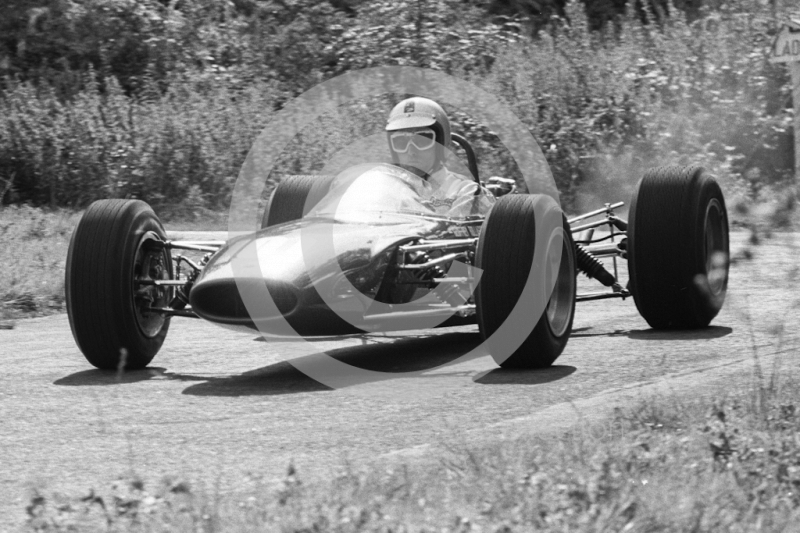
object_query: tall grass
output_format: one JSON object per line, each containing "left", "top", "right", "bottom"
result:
{"left": 0, "top": 205, "right": 79, "bottom": 322}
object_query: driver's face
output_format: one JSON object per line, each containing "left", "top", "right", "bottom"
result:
{"left": 393, "top": 128, "right": 437, "bottom": 175}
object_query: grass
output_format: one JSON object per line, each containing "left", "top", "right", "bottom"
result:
{"left": 21, "top": 353, "right": 800, "bottom": 532}
{"left": 0, "top": 205, "right": 79, "bottom": 323}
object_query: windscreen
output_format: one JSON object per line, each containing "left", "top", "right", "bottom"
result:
{"left": 308, "top": 163, "right": 493, "bottom": 221}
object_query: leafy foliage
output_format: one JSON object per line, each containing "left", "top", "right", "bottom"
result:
{"left": 0, "top": 0, "right": 795, "bottom": 216}
{"left": 0, "top": 73, "right": 278, "bottom": 207}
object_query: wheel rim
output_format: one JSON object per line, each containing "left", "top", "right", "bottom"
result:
{"left": 133, "top": 232, "right": 171, "bottom": 338}
{"left": 704, "top": 198, "right": 728, "bottom": 296}
{"left": 545, "top": 231, "right": 574, "bottom": 338}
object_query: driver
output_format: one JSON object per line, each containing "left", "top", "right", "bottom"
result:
{"left": 385, "top": 97, "right": 495, "bottom": 215}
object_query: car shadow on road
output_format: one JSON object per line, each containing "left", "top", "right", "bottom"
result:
{"left": 53, "top": 332, "right": 482, "bottom": 396}
{"left": 181, "top": 331, "right": 484, "bottom": 396}
{"left": 325, "top": 331, "right": 482, "bottom": 372}
{"left": 627, "top": 325, "right": 733, "bottom": 340}
{"left": 473, "top": 365, "right": 576, "bottom": 385}
{"left": 53, "top": 332, "right": 585, "bottom": 395}
{"left": 182, "top": 361, "right": 334, "bottom": 395}
{"left": 54, "top": 362, "right": 332, "bottom": 394}
{"left": 570, "top": 325, "right": 733, "bottom": 341}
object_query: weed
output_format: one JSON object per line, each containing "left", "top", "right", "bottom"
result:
{"left": 0, "top": 205, "right": 78, "bottom": 320}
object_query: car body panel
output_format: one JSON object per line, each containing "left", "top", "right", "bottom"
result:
{"left": 190, "top": 165, "right": 490, "bottom": 336}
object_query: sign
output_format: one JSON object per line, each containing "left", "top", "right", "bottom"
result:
{"left": 771, "top": 20, "right": 800, "bottom": 63}
{"left": 773, "top": 20, "right": 800, "bottom": 180}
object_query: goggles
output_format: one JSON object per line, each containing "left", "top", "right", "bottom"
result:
{"left": 389, "top": 129, "right": 436, "bottom": 153}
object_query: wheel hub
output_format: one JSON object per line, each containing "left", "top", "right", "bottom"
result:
{"left": 133, "top": 232, "right": 171, "bottom": 337}
{"left": 545, "top": 231, "right": 574, "bottom": 338}
{"left": 704, "top": 198, "right": 728, "bottom": 296}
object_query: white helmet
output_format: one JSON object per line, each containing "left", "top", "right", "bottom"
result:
{"left": 386, "top": 97, "right": 451, "bottom": 169}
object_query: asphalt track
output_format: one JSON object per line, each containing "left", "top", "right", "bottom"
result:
{"left": 1, "top": 230, "right": 798, "bottom": 530}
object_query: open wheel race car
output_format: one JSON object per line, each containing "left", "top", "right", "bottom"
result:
{"left": 65, "top": 133, "right": 730, "bottom": 372}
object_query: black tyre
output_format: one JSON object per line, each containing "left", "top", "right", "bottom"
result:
{"left": 475, "top": 194, "right": 577, "bottom": 369}
{"left": 262, "top": 175, "right": 336, "bottom": 228}
{"left": 628, "top": 165, "right": 729, "bottom": 329}
{"left": 66, "top": 200, "right": 173, "bottom": 370}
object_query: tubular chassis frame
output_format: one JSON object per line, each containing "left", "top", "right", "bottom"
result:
{"left": 139, "top": 202, "right": 632, "bottom": 320}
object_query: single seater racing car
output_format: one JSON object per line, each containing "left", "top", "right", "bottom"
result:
{"left": 65, "top": 135, "right": 729, "bottom": 371}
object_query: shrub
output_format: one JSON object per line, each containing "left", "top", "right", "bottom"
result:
{"left": 0, "top": 72, "right": 279, "bottom": 208}
{"left": 0, "top": 0, "right": 794, "bottom": 220}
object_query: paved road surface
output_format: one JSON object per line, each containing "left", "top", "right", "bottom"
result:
{"left": 1, "top": 231, "right": 797, "bottom": 530}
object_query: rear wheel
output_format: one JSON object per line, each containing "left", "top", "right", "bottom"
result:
{"left": 628, "top": 165, "right": 729, "bottom": 329}
{"left": 262, "top": 175, "right": 336, "bottom": 228}
{"left": 475, "top": 194, "right": 576, "bottom": 369}
{"left": 66, "top": 200, "right": 172, "bottom": 369}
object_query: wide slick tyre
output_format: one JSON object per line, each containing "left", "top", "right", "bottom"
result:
{"left": 628, "top": 165, "right": 729, "bottom": 329}
{"left": 66, "top": 200, "right": 173, "bottom": 370}
{"left": 262, "top": 175, "right": 336, "bottom": 228}
{"left": 475, "top": 194, "right": 576, "bottom": 369}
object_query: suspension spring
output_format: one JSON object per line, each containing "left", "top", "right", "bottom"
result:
{"left": 575, "top": 243, "right": 616, "bottom": 287}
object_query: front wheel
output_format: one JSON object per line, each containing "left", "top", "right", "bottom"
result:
{"left": 475, "top": 194, "right": 576, "bottom": 369}
{"left": 66, "top": 200, "right": 173, "bottom": 369}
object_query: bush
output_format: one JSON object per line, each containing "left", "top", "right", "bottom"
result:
{"left": 472, "top": 0, "right": 792, "bottom": 213}
{"left": 0, "top": 72, "right": 279, "bottom": 208}
{"left": 0, "top": 0, "right": 794, "bottom": 220}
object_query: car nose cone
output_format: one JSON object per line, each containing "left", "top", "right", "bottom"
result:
{"left": 189, "top": 232, "right": 303, "bottom": 325}
{"left": 190, "top": 275, "right": 299, "bottom": 324}
{"left": 187, "top": 224, "right": 371, "bottom": 335}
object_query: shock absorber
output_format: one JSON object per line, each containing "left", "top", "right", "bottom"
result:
{"left": 575, "top": 243, "right": 616, "bottom": 287}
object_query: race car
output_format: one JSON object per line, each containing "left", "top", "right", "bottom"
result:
{"left": 65, "top": 135, "right": 729, "bottom": 372}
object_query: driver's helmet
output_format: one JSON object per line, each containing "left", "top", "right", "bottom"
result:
{"left": 385, "top": 97, "right": 451, "bottom": 170}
